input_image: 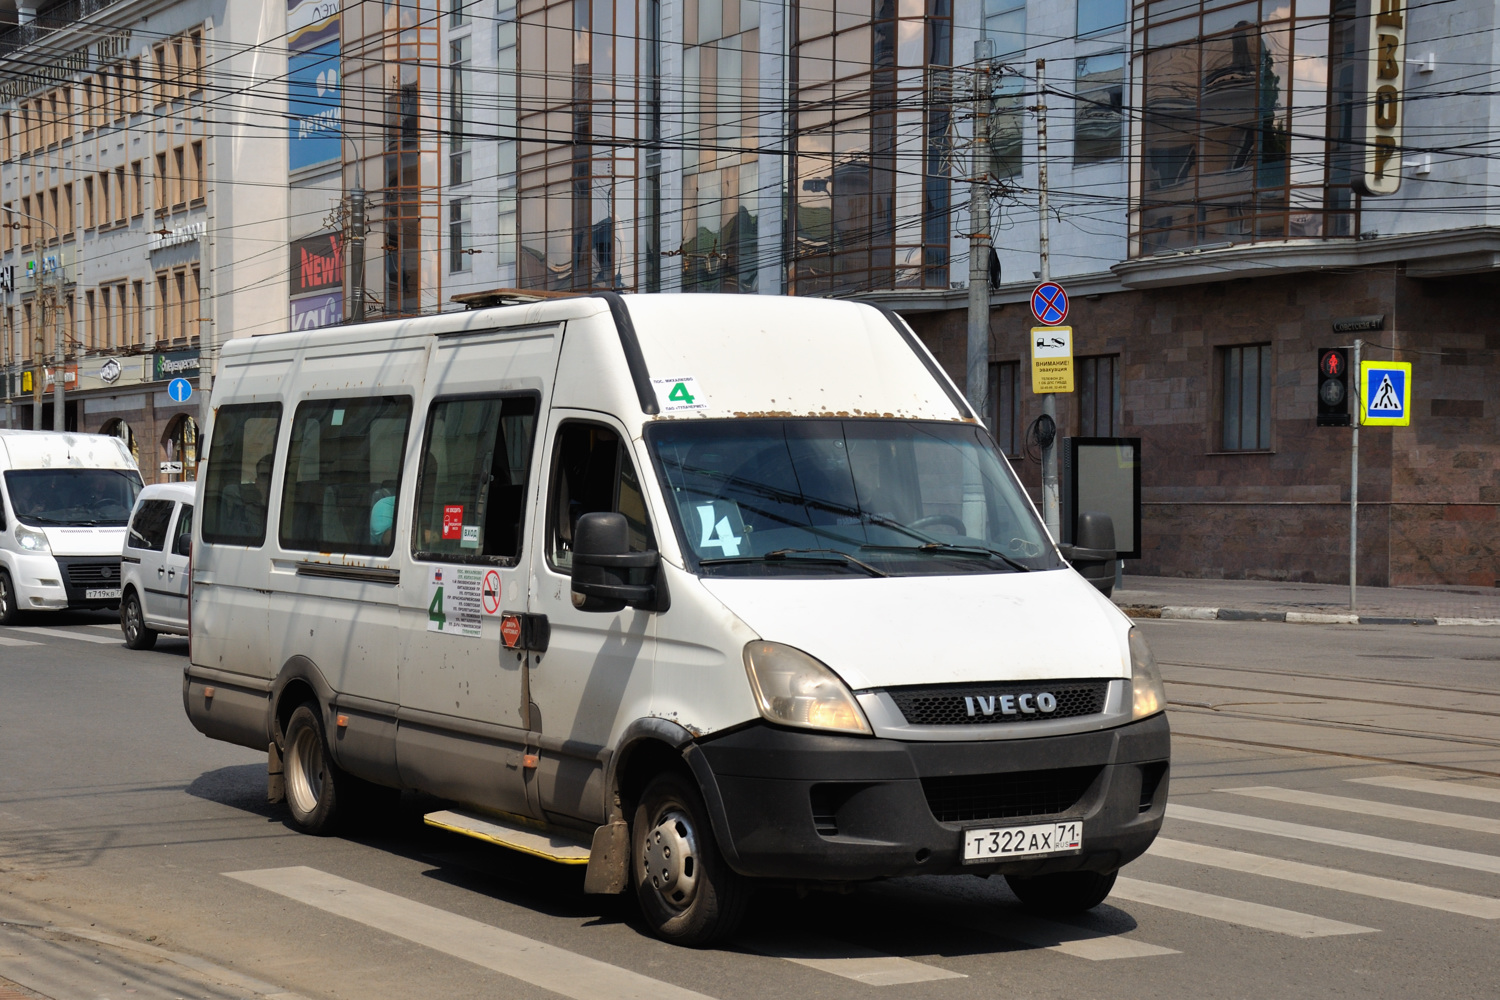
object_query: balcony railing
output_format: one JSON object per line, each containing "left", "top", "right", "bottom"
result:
{"left": 0, "top": 0, "right": 123, "bottom": 57}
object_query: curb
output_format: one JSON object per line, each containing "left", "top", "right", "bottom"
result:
{"left": 1116, "top": 605, "right": 1500, "bottom": 627}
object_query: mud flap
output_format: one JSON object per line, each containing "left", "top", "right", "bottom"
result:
{"left": 267, "top": 741, "right": 285, "bottom": 804}
{"left": 583, "top": 819, "right": 630, "bottom": 894}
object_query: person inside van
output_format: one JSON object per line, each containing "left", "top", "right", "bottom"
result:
{"left": 369, "top": 491, "right": 396, "bottom": 547}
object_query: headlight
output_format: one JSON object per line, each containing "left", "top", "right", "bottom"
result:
{"left": 1128, "top": 628, "right": 1167, "bottom": 719}
{"left": 743, "top": 641, "right": 872, "bottom": 735}
{"left": 15, "top": 524, "right": 50, "bottom": 553}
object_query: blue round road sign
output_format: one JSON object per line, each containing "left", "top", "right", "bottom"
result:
{"left": 168, "top": 377, "right": 193, "bottom": 403}
{"left": 1030, "top": 281, "right": 1069, "bottom": 326}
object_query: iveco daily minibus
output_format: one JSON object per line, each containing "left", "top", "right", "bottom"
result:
{"left": 185, "top": 294, "right": 1169, "bottom": 945}
{"left": 0, "top": 430, "right": 143, "bottom": 623}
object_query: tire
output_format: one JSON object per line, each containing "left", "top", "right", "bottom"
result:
{"left": 283, "top": 702, "right": 345, "bottom": 835}
{"left": 120, "top": 590, "right": 158, "bottom": 650}
{"left": 1004, "top": 869, "right": 1119, "bottom": 916}
{"left": 0, "top": 569, "right": 20, "bottom": 626}
{"left": 632, "top": 771, "right": 749, "bottom": 947}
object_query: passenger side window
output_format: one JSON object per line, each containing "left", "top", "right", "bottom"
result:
{"left": 279, "top": 396, "right": 413, "bottom": 557}
{"left": 172, "top": 504, "right": 194, "bottom": 556}
{"left": 127, "top": 500, "right": 174, "bottom": 551}
{"left": 547, "top": 422, "right": 655, "bottom": 571}
{"left": 412, "top": 394, "right": 538, "bottom": 564}
{"left": 202, "top": 403, "right": 282, "bottom": 546}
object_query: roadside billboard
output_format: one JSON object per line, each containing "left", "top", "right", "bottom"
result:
{"left": 288, "top": 0, "right": 341, "bottom": 171}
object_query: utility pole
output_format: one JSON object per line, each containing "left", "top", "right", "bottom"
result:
{"left": 963, "top": 44, "right": 993, "bottom": 536}
{"left": 1349, "top": 338, "right": 1361, "bottom": 612}
{"left": 350, "top": 186, "right": 367, "bottom": 323}
{"left": 1036, "top": 58, "right": 1059, "bottom": 539}
{"left": 52, "top": 256, "right": 65, "bottom": 432}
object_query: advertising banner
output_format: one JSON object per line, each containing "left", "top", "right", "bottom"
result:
{"left": 290, "top": 231, "right": 344, "bottom": 295}
{"left": 291, "top": 291, "right": 343, "bottom": 331}
{"left": 288, "top": 0, "right": 341, "bottom": 171}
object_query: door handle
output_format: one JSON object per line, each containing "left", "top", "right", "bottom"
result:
{"left": 167, "top": 569, "right": 175, "bottom": 580}
{"left": 157, "top": 566, "right": 165, "bottom": 576}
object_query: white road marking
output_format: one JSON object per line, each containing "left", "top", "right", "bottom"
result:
{"left": 1170, "top": 804, "right": 1500, "bottom": 875}
{"left": 0, "top": 634, "right": 42, "bottom": 647}
{"left": 742, "top": 938, "right": 965, "bottom": 985}
{"left": 3, "top": 626, "right": 121, "bottom": 645}
{"left": 1350, "top": 775, "right": 1500, "bottom": 805}
{"left": 979, "top": 915, "right": 1179, "bottom": 960}
{"left": 86, "top": 623, "right": 121, "bottom": 631}
{"left": 1111, "top": 877, "right": 1375, "bottom": 937}
{"left": 226, "top": 867, "right": 716, "bottom": 1000}
{"left": 1149, "top": 838, "right": 1500, "bottom": 919}
{"left": 1223, "top": 785, "right": 1500, "bottom": 837}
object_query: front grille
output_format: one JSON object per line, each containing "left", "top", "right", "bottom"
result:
{"left": 887, "top": 680, "right": 1110, "bottom": 726}
{"left": 64, "top": 561, "right": 120, "bottom": 585}
{"left": 921, "top": 765, "right": 1101, "bottom": 823}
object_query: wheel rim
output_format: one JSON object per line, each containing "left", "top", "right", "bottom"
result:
{"left": 123, "top": 597, "right": 140, "bottom": 640}
{"left": 285, "top": 725, "right": 324, "bottom": 817}
{"left": 0, "top": 575, "right": 10, "bottom": 617}
{"left": 641, "top": 807, "right": 700, "bottom": 910}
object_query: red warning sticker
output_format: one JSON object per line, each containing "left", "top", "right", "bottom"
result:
{"left": 442, "top": 505, "right": 464, "bottom": 540}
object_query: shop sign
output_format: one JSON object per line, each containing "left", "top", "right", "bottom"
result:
{"left": 21, "top": 366, "right": 78, "bottom": 393}
{"left": 290, "top": 232, "right": 344, "bottom": 295}
{"left": 77, "top": 356, "right": 148, "bottom": 393}
{"left": 149, "top": 222, "right": 206, "bottom": 253}
{"left": 291, "top": 291, "right": 344, "bottom": 331}
{"left": 154, "top": 350, "right": 201, "bottom": 382}
{"left": 1353, "top": 0, "right": 1406, "bottom": 196}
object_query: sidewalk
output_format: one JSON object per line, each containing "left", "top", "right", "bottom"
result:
{"left": 1112, "top": 575, "right": 1500, "bottom": 626}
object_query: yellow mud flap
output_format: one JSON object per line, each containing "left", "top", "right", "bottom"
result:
{"left": 424, "top": 808, "right": 591, "bottom": 865}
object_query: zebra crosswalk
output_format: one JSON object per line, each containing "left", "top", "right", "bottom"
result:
{"left": 221, "top": 772, "right": 1500, "bottom": 994}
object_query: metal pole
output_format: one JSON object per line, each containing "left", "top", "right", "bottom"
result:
{"left": 963, "top": 52, "right": 992, "bottom": 536}
{"left": 350, "top": 186, "right": 367, "bottom": 323}
{"left": 32, "top": 290, "right": 44, "bottom": 429}
{"left": 1037, "top": 58, "right": 1059, "bottom": 540}
{"left": 1349, "top": 338, "right": 1361, "bottom": 612}
{"left": 52, "top": 264, "right": 65, "bottom": 432}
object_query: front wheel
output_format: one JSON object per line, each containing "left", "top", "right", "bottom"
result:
{"left": 632, "top": 772, "right": 749, "bottom": 947}
{"left": 1004, "top": 869, "right": 1118, "bottom": 915}
{"left": 120, "top": 591, "right": 158, "bottom": 650}
{"left": 0, "top": 569, "right": 20, "bottom": 625}
{"left": 283, "top": 703, "right": 345, "bottom": 835}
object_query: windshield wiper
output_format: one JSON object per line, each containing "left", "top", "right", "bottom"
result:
{"left": 18, "top": 515, "right": 71, "bottom": 525}
{"left": 862, "top": 541, "right": 1032, "bottom": 573}
{"left": 700, "top": 548, "right": 889, "bottom": 578}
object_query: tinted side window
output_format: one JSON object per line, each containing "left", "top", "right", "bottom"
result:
{"left": 173, "top": 504, "right": 194, "bottom": 556}
{"left": 413, "top": 394, "right": 537, "bottom": 564}
{"left": 547, "top": 422, "right": 655, "bottom": 571}
{"left": 279, "top": 396, "right": 413, "bottom": 556}
{"left": 127, "top": 500, "right": 174, "bottom": 551}
{"left": 202, "top": 403, "right": 282, "bottom": 546}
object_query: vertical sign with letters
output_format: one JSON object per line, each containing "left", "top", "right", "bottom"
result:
{"left": 1353, "top": 0, "right": 1405, "bottom": 196}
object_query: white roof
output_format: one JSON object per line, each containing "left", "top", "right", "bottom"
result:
{"left": 137, "top": 482, "right": 197, "bottom": 503}
{"left": 0, "top": 431, "right": 139, "bottom": 471}
{"left": 621, "top": 295, "right": 973, "bottom": 422}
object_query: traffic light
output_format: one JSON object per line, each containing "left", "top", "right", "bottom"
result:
{"left": 1317, "top": 347, "right": 1350, "bottom": 426}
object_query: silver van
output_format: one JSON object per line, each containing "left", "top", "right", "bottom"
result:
{"left": 185, "top": 294, "right": 1169, "bottom": 945}
{"left": 120, "top": 481, "right": 196, "bottom": 648}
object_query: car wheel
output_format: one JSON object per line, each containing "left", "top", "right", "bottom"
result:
{"left": 283, "top": 702, "right": 345, "bottom": 835}
{"left": 632, "top": 771, "right": 749, "bottom": 947}
{"left": 120, "top": 590, "right": 158, "bottom": 650}
{"left": 1004, "top": 869, "right": 1119, "bottom": 915}
{"left": 0, "top": 569, "right": 20, "bottom": 625}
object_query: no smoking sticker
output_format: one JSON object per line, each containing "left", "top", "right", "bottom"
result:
{"left": 482, "top": 569, "right": 503, "bottom": 615}
{"left": 653, "top": 376, "right": 707, "bottom": 412}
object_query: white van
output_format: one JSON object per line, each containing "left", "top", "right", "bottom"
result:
{"left": 120, "top": 482, "right": 197, "bottom": 648}
{"left": 0, "top": 430, "right": 143, "bottom": 624}
{"left": 185, "top": 294, "right": 1169, "bottom": 946}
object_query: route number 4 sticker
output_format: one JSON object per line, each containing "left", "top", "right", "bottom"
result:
{"left": 653, "top": 376, "right": 707, "bottom": 412}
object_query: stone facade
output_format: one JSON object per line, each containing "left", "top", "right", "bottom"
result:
{"left": 905, "top": 269, "right": 1500, "bottom": 587}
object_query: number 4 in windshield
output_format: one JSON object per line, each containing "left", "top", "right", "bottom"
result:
{"left": 696, "top": 504, "right": 742, "bottom": 557}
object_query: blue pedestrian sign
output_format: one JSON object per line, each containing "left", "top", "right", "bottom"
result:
{"left": 1030, "top": 282, "right": 1069, "bottom": 326}
{"left": 1360, "top": 360, "right": 1411, "bottom": 427}
{"left": 167, "top": 377, "right": 194, "bottom": 403}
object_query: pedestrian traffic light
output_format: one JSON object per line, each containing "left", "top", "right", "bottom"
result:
{"left": 1317, "top": 347, "right": 1350, "bottom": 426}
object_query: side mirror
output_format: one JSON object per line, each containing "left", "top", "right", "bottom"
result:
{"left": 174, "top": 533, "right": 192, "bottom": 557}
{"left": 1060, "top": 510, "right": 1116, "bottom": 597}
{"left": 571, "top": 511, "right": 667, "bottom": 613}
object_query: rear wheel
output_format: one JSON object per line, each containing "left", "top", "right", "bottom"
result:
{"left": 283, "top": 703, "right": 345, "bottom": 835}
{"left": 632, "top": 771, "right": 749, "bottom": 947}
{"left": 1004, "top": 869, "right": 1118, "bottom": 916}
{"left": 120, "top": 590, "right": 158, "bottom": 650}
{"left": 0, "top": 569, "right": 20, "bottom": 625}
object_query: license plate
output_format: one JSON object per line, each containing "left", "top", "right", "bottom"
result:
{"left": 85, "top": 588, "right": 122, "bottom": 600}
{"left": 963, "top": 820, "right": 1082, "bottom": 863}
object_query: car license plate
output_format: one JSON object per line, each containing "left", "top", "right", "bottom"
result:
{"left": 86, "top": 588, "right": 122, "bottom": 600}
{"left": 962, "top": 820, "right": 1082, "bottom": 863}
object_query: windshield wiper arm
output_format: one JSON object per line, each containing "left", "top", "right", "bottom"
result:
{"left": 700, "top": 548, "right": 888, "bottom": 578}
{"left": 862, "top": 541, "right": 1032, "bottom": 573}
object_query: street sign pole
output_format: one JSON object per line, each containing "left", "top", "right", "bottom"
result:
{"left": 1035, "top": 58, "right": 1059, "bottom": 540}
{"left": 1350, "top": 338, "right": 1361, "bottom": 612}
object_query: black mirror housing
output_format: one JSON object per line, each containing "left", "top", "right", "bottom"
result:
{"left": 1062, "top": 510, "right": 1116, "bottom": 597}
{"left": 570, "top": 511, "right": 667, "bottom": 613}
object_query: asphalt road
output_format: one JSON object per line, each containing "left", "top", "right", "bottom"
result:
{"left": 1, "top": 612, "right": 1498, "bottom": 1000}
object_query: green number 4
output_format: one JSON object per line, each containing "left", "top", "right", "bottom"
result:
{"left": 668, "top": 381, "right": 695, "bottom": 405}
{"left": 428, "top": 587, "right": 446, "bottom": 628}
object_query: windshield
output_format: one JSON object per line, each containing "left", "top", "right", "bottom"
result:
{"left": 3, "top": 468, "right": 143, "bottom": 527}
{"left": 646, "top": 419, "right": 1061, "bottom": 578}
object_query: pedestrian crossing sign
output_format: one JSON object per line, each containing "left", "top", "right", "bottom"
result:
{"left": 1360, "top": 360, "right": 1412, "bottom": 426}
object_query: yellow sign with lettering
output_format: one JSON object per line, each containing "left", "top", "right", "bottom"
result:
{"left": 1031, "top": 326, "right": 1074, "bottom": 393}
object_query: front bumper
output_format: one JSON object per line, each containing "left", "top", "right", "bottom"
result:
{"left": 688, "top": 712, "right": 1170, "bottom": 881}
